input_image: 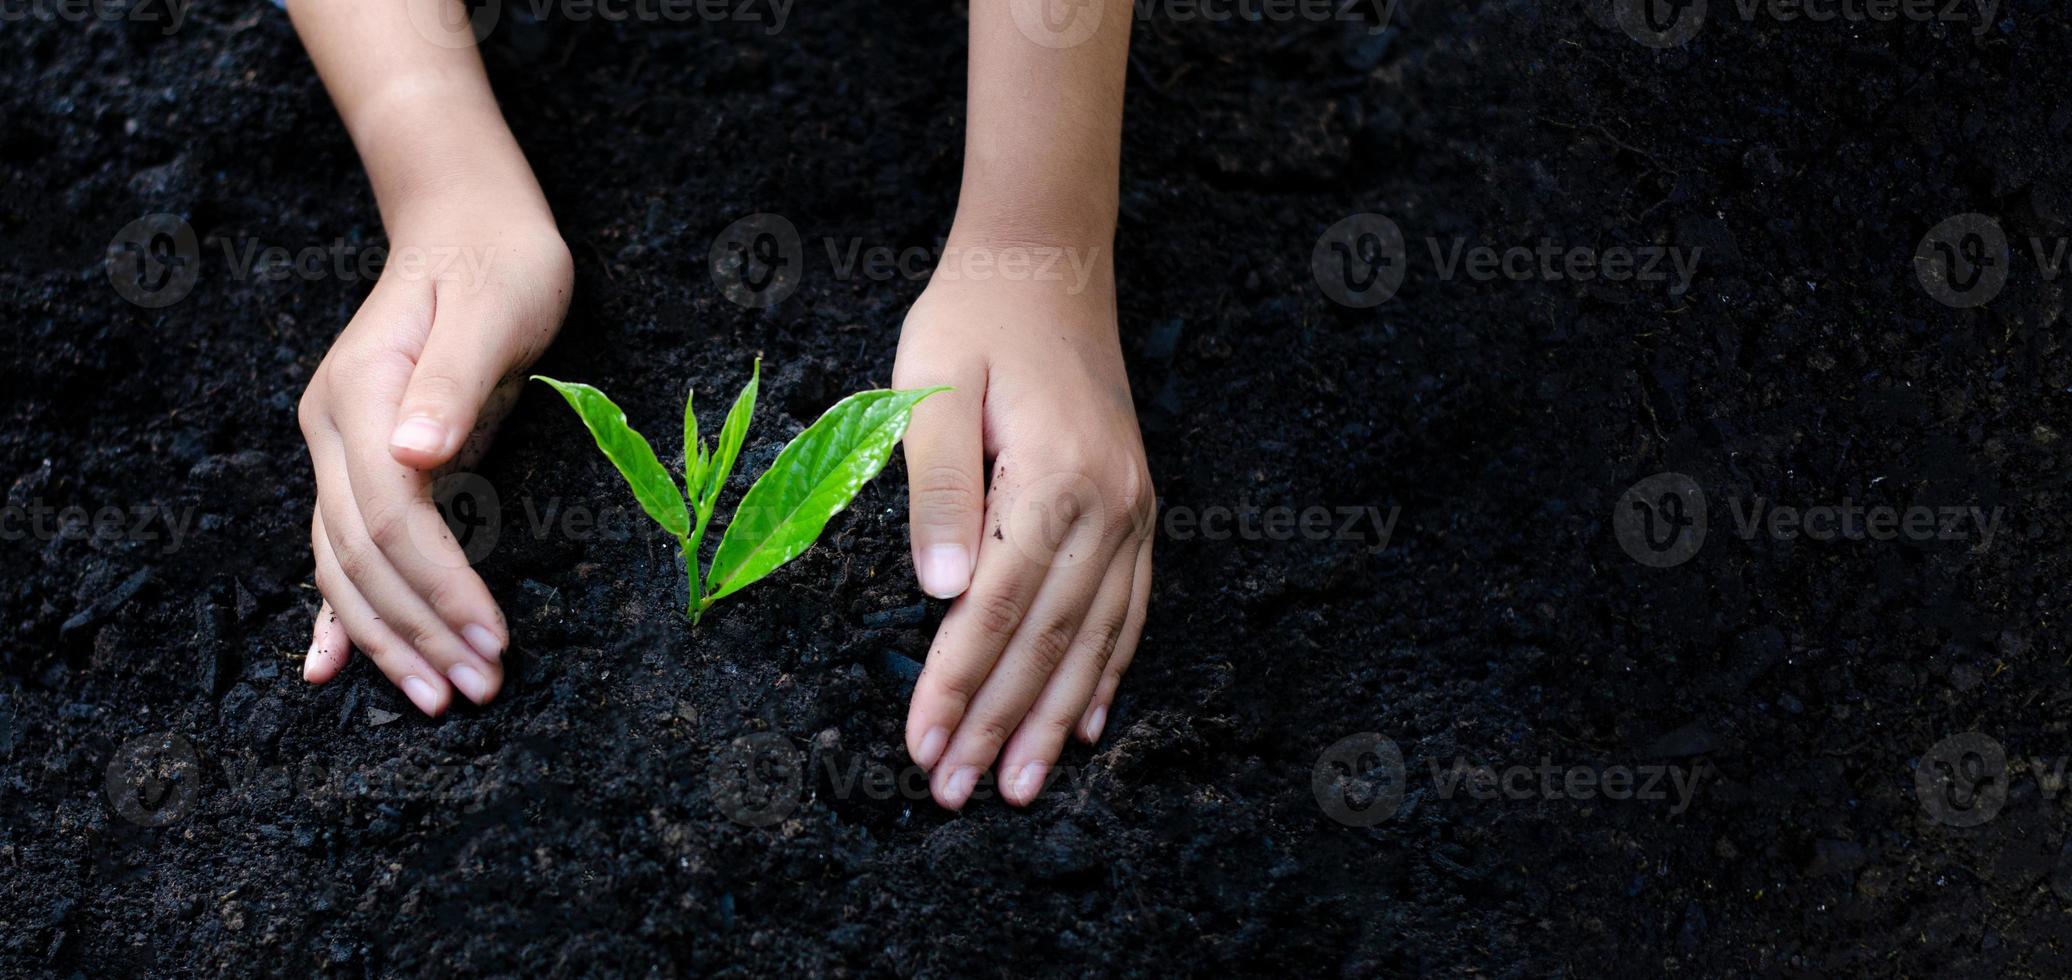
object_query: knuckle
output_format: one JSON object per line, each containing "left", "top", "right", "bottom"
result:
{"left": 1047, "top": 481, "right": 1088, "bottom": 525}
{"left": 296, "top": 383, "right": 326, "bottom": 439}
{"left": 333, "top": 537, "right": 378, "bottom": 582}
{"left": 363, "top": 504, "right": 412, "bottom": 551}
{"left": 403, "top": 618, "right": 445, "bottom": 654}
{"left": 1114, "top": 466, "right": 1153, "bottom": 516}
{"left": 972, "top": 591, "right": 1026, "bottom": 638}
{"left": 354, "top": 636, "right": 402, "bottom": 669}
{"left": 921, "top": 665, "right": 978, "bottom": 709}
{"left": 1033, "top": 712, "right": 1075, "bottom": 744}
{"left": 421, "top": 574, "right": 468, "bottom": 616}
{"left": 404, "top": 370, "right": 471, "bottom": 409}
{"left": 913, "top": 466, "right": 984, "bottom": 522}
{"left": 968, "top": 717, "right": 1014, "bottom": 750}
{"left": 1078, "top": 618, "right": 1124, "bottom": 665}
{"left": 1104, "top": 470, "right": 1156, "bottom": 538}
{"left": 1025, "top": 618, "right": 1076, "bottom": 674}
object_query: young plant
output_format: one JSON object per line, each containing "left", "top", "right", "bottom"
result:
{"left": 533, "top": 360, "right": 946, "bottom": 623}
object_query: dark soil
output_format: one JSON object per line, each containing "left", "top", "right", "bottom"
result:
{"left": 6, "top": 0, "right": 2072, "bottom": 975}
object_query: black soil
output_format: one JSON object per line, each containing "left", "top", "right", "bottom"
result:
{"left": 7, "top": 0, "right": 2072, "bottom": 975}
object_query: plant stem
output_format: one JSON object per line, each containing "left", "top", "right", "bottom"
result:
{"left": 682, "top": 493, "right": 717, "bottom": 622}
{"left": 687, "top": 530, "right": 712, "bottom": 621}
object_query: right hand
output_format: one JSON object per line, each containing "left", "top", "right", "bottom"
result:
{"left": 298, "top": 215, "right": 572, "bottom": 716}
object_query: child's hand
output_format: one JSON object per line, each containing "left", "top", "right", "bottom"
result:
{"left": 298, "top": 213, "right": 571, "bottom": 717}
{"left": 892, "top": 250, "right": 1154, "bottom": 809}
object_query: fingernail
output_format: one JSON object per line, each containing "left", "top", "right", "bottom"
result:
{"left": 302, "top": 642, "right": 319, "bottom": 681}
{"left": 1013, "top": 762, "right": 1049, "bottom": 803}
{"left": 943, "top": 766, "right": 982, "bottom": 809}
{"left": 402, "top": 675, "right": 442, "bottom": 716}
{"left": 917, "top": 544, "right": 971, "bottom": 599}
{"left": 462, "top": 624, "right": 503, "bottom": 662}
{"left": 1084, "top": 704, "right": 1108, "bottom": 743}
{"left": 390, "top": 416, "right": 446, "bottom": 455}
{"left": 915, "top": 727, "right": 949, "bottom": 769}
{"left": 449, "top": 663, "right": 491, "bottom": 704}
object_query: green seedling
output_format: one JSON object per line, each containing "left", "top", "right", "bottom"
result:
{"left": 534, "top": 360, "right": 946, "bottom": 623}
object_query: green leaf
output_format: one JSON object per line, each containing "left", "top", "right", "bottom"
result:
{"left": 683, "top": 384, "right": 705, "bottom": 496}
{"left": 704, "top": 385, "right": 948, "bottom": 604}
{"left": 700, "top": 358, "right": 759, "bottom": 508}
{"left": 533, "top": 376, "right": 689, "bottom": 539}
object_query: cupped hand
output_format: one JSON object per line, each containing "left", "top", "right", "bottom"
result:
{"left": 892, "top": 247, "right": 1155, "bottom": 809}
{"left": 298, "top": 217, "right": 572, "bottom": 716}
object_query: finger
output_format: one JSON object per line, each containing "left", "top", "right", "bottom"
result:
{"left": 892, "top": 355, "right": 986, "bottom": 599}
{"left": 311, "top": 425, "right": 504, "bottom": 706}
{"left": 304, "top": 512, "right": 354, "bottom": 684}
{"left": 1079, "top": 534, "right": 1151, "bottom": 744}
{"left": 929, "top": 523, "right": 1117, "bottom": 811}
{"left": 305, "top": 598, "right": 352, "bottom": 683}
{"left": 388, "top": 286, "right": 550, "bottom": 470}
{"left": 311, "top": 510, "right": 452, "bottom": 717}
{"left": 994, "top": 545, "right": 1136, "bottom": 806}
{"left": 904, "top": 462, "right": 1062, "bottom": 776}
{"left": 327, "top": 352, "right": 510, "bottom": 657}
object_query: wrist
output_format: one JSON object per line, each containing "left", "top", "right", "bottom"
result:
{"left": 936, "top": 222, "right": 1115, "bottom": 302}
{"left": 345, "top": 76, "right": 554, "bottom": 236}
{"left": 947, "top": 191, "right": 1117, "bottom": 257}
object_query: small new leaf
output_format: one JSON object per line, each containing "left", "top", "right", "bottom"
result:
{"left": 702, "top": 358, "right": 759, "bottom": 508}
{"left": 533, "top": 376, "right": 690, "bottom": 539}
{"left": 703, "top": 385, "right": 948, "bottom": 606}
{"left": 683, "top": 384, "right": 705, "bottom": 496}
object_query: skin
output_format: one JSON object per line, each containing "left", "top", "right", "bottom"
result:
{"left": 896, "top": 1, "right": 1153, "bottom": 809}
{"left": 288, "top": 0, "right": 571, "bottom": 716}
{"left": 290, "top": 0, "right": 1153, "bottom": 810}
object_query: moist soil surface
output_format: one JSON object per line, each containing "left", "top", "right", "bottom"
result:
{"left": 6, "top": 0, "right": 2072, "bottom": 975}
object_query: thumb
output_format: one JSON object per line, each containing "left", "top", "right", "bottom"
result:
{"left": 897, "top": 363, "right": 986, "bottom": 600}
{"left": 387, "top": 302, "right": 527, "bottom": 470}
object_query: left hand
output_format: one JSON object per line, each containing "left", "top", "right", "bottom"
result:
{"left": 891, "top": 239, "right": 1155, "bottom": 809}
